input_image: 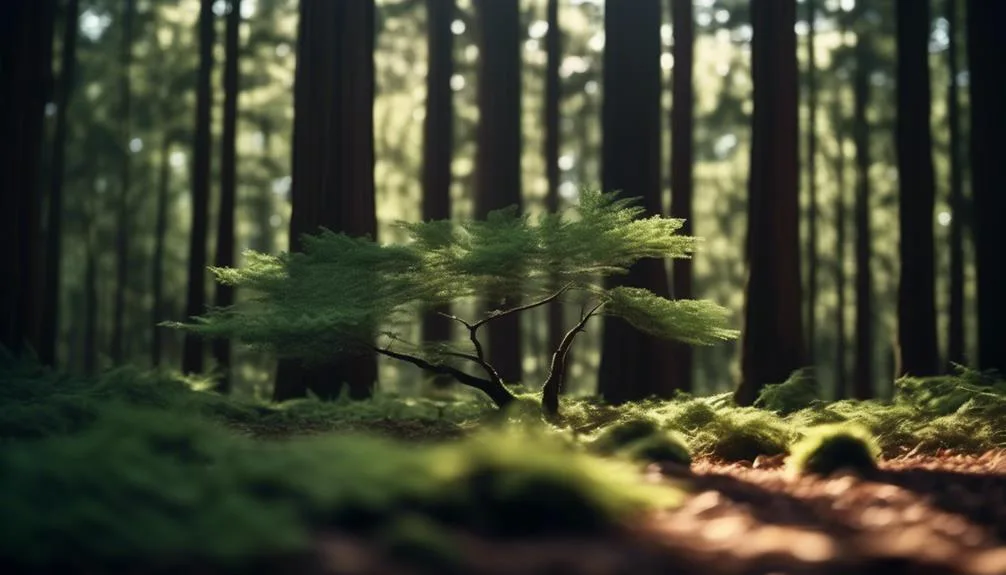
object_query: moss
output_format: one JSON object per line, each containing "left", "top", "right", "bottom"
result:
{"left": 622, "top": 431, "right": 692, "bottom": 466}
{"left": 754, "top": 367, "right": 821, "bottom": 415}
{"left": 787, "top": 423, "right": 881, "bottom": 477}
{"left": 379, "top": 514, "right": 463, "bottom": 573}
{"left": 591, "top": 417, "right": 663, "bottom": 454}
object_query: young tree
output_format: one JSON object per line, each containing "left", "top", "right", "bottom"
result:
{"left": 172, "top": 190, "right": 738, "bottom": 417}
{"left": 967, "top": 0, "right": 1006, "bottom": 375}
{"left": 473, "top": 0, "right": 523, "bottom": 385}
{"left": 421, "top": 0, "right": 455, "bottom": 354}
{"left": 212, "top": 0, "right": 242, "bottom": 392}
{"left": 272, "top": 0, "right": 378, "bottom": 401}
{"left": 182, "top": 0, "right": 216, "bottom": 375}
{"left": 668, "top": 0, "right": 696, "bottom": 393}
{"left": 597, "top": 0, "right": 675, "bottom": 403}
{"left": 735, "top": 0, "right": 805, "bottom": 406}
{"left": 894, "top": 0, "right": 939, "bottom": 378}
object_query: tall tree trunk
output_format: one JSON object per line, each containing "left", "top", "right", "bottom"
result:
{"left": 967, "top": 0, "right": 1006, "bottom": 375}
{"left": 832, "top": 19, "right": 849, "bottom": 399}
{"left": 182, "top": 0, "right": 215, "bottom": 375}
{"left": 735, "top": 0, "right": 804, "bottom": 406}
{"left": 111, "top": 0, "right": 135, "bottom": 365}
{"left": 852, "top": 11, "right": 874, "bottom": 399}
{"left": 0, "top": 0, "right": 54, "bottom": 356}
{"left": 84, "top": 197, "right": 99, "bottom": 374}
{"left": 151, "top": 137, "right": 171, "bottom": 367}
{"left": 273, "top": 0, "right": 378, "bottom": 401}
{"left": 421, "top": 0, "right": 454, "bottom": 364}
{"left": 668, "top": 0, "right": 695, "bottom": 393}
{"left": 40, "top": 0, "right": 80, "bottom": 366}
{"left": 213, "top": 0, "right": 241, "bottom": 393}
{"left": 473, "top": 0, "right": 522, "bottom": 384}
{"left": 805, "top": 0, "right": 819, "bottom": 366}
{"left": 894, "top": 0, "right": 939, "bottom": 378}
{"left": 945, "top": 0, "right": 964, "bottom": 368}
{"left": 251, "top": 120, "right": 274, "bottom": 254}
{"left": 597, "top": 0, "right": 673, "bottom": 403}
{"left": 544, "top": 0, "right": 564, "bottom": 358}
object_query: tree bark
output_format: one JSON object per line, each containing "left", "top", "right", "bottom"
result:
{"left": 967, "top": 0, "right": 1006, "bottom": 375}
{"left": 420, "top": 0, "right": 455, "bottom": 364}
{"left": 111, "top": 0, "right": 135, "bottom": 365}
{"left": 597, "top": 0, "right": 674, "bottom": 403}
{"left": 40, "top": 0, "right": 81, "bottom": 366}
{"left": 151, "top": 137, "right": 171, "bottom": 367}
{"left": 852, "top": 9, "right": 874, "bottom": 399}
{"left": 544, "top": 0, "right": 565, "bottom": 359}
{"left": 473, "top": 0, "right": 523, "bottom": 385}
{"left": 182, "top": 0, "right": 215, "bottom": 375}
{"left": 668, "top": 0, "right": 695, "bottom": 394}
{"left": 894, "top": 0, "right": 939, "bottom": 378}
{"left": 805, "top": 0, "right": 819, "bottom": 366}
{"left": 832, "top": 18, "right": 849, "bottom": 399}
{"left": 735, "top": 0, "right": 805, "bottom": 406}
{"left": 273, "top": 0, "right": 378, "bottom": 401}
{"left": 0, "top": 0, "right": 54, "bottom": 356}
{"left": 213, "top": 0, "right": 241, "bottom": 393}
{"left": 945, "top": 0, "right": 965, "bottom": 368}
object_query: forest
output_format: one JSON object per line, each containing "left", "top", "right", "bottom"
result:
{"left": 2, "top": 0, "right": 1006, "bottom": 573}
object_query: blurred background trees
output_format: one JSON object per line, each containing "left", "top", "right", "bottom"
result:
{"left": 4, "top": 0, "right": 992, "bottom": 403}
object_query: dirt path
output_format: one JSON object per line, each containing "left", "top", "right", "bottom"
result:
{"left": 314, "top": 451, "right": 1006, "bottom": 574}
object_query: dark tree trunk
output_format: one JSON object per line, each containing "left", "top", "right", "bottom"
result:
{"left": 735, "top": 0, "right": 805, "bottom": 406}
{"left": 544, "top": 0, "right": 564, "bottom": 358}
{"left": 967, "top": 0, "right": 1006, "bottom": 375}
{"left": 0, "top": 0, "right": 54, "bottom": 356}
{"left": 945, "top": 0, "right": 964, "bottom": 368}
{"left": 420, "top": 0, "right": 454, "bottom": 363}
{"left": 597, "top": 0, "right": 673, "bottom": 403}
{"left": 473, "top": 0, "right": 522, "bottom": 384}
{"left": 894, "top": 0, "right": 939, "bottom": 378}
{"left": 84, "top": 225, "right": 99, "bottom": 374}
{"left": 273, "top": 0, "right": 378, "bottom": 401}
{"left": 250, "top": 119, "right": 274, "bottom": 254}
{"left": 852, "top": 11, "right": 874, "bottom": 399}
{"left": 832, "top": 19, "right": 849, "bottom": 399}
{"left": 151, "top": 137, "right": 171, "bottom": 367}
{"left": 40, "top": 0, "right": 80, "bottom": 366}
{"left": 668, "top": 0, "right": 695, "bottom": 393}
{"left": 212, "top": 0, "right": 241, "bottom": 393}
{"left": 805, "top": 0, "right": 819, "bottom": 366}
{"left": 182, "top": 0, "right": 215, "bottom": 375}
{"left": 111, "top": 0, "right": 135, "bottom": 365}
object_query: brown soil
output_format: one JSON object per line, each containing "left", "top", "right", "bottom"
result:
{"left": 311, "top": 450, "right": 1006, "bottom": 575}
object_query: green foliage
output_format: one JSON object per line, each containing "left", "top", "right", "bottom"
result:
{"left": 170, "top": 190, "right": 738, "bottom": 383}
{"left": 621, "top": 431, "right": 692, "bottom": 466}
{"left": 590, "top": 417, "right": 663, "bottom": 454}
{"left": 754, "top": 367, "right": 821, "bottom": 415}
{"left": 787, "top": 424, "right": 881, "bottom": 477}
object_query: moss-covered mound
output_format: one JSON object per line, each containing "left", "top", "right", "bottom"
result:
{"left": 787, "top": 423, "right": 881, "bottom": 477}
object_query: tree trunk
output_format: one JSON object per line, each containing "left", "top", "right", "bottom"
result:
{"left": 182, "top": 0, "right": 215, "bottom": 375}
{"left": 597, "top": 0, "right": 674, "bottom": 404}
{"left": 668, "top": 0, "right": 695, "bottom": 394}
{"left": 805, "top": 0, "right": 819, "bottom": 366}
{"left": 735, "top": 0, "right": 804, "bottom": 406}
{"left": 273, "top": 0, "right": 378, "bottom": 401}
{"left": 852, "top": 11, "right": 874, "bottom": 399}
{"left": 421, "top": 0, "right": 454, "bottom": 366}
{"left": 112, "top": 0, "right": 135, "bottom": 365}
{"left": 945, "top": 0, "right": 964, "bottom": 368}
{"left": 0, "top": 0, "right": 54, "bottom": 356}
{"left": 832, "top": 18, "right": 849, "bottom": 399}
{"left": 151, "top": 137, "right": 171, "bottom": 367}
{"left": 213, "top": 0, "right": 241, "bottom": 393}
{"left": 40, "top": 0, "right": 80, "bottom": 366}
{"left": 473, "top": 0, "right": 522, "bottom": 385}
{"left": 894, "top": 0, "right": 939, "bottom": 378}
{"left": 967, "top": 0, "right": 1006, "bottom": 375}
{"left": 544, "top": 0, "right": 564, "bottom": 359}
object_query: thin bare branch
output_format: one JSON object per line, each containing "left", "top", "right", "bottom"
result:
{"left": 373, "top": 345, "right": 516, "bottom": 407}
{"left": 542, "top": 301, "right": 605, "bottom": 416}
{"left": 473, "top": 283, "right": 574, "bottom": 329}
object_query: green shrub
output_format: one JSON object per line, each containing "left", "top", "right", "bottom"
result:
{"left": 787, "top": 423, "right": 880, "bottom": 477}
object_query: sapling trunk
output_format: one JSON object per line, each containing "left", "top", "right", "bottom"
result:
{"left": 542, "top": 302, "right": 604, "bottom": 417}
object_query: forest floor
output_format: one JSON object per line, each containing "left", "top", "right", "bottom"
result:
{"left": 306, "top": 452, "right": 1006, "bottom": 575}
{"left": 5, "top": 359, "right": 1006, "bottom": 574}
